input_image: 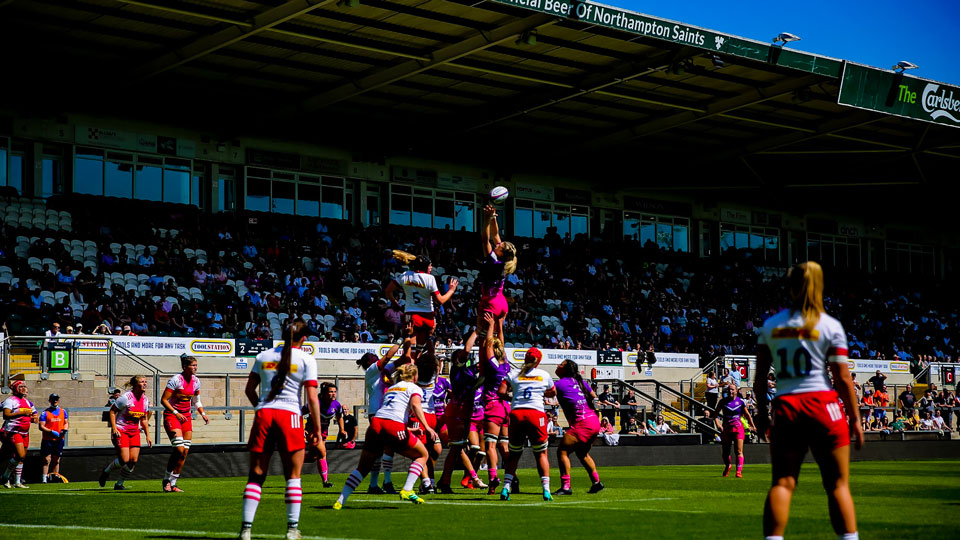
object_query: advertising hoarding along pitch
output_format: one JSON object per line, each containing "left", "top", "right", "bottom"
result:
{"left": 838, "top": 63, "right": 960, "bottom": 128}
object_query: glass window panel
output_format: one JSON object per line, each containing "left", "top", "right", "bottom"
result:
{"left": 533, "top": 210, "right": 551, "bottom": 238}
{"left": 849, "top": 245, "right": 861, "bottom": 269}
{"left": 807, "top": 239, "right": 820, "bottom": 261}
{"left": 516, "top": 199, "right": 533, "bottom": 208}
{"left": 9, "top": 154, "right": 23, "bottom": 193}
{"left": 765, "top": 235, "right": 779, "bottom": 261}
{"left": 720, "top": 230, "right": 735, "bottom": 252}
{"left": 390, "top": 193, "right": 411, "bottom": 226}
{"left": 274, "top": 171, "right": 295, "bottom": 181}
{"left": 640, "top": 222, "right": 656, "bottom": 248}
{"left": 656, "top": 223, "right": 672, "bottom": 250}
{"left": 910, "top": 250, "right": 922, "bottom": 274}
{"left": 0, "top": 146, "right": 6, "bottom": 187}
{"left": 163, "top": 168, "right": 190, "bottom": 204}
{"left": 247, "top": 167, "right": 270, "bottom": 179}
{"left": 321, "top": 176, "right": 343, "bottom": 187}
{"left": 345, "top": 190, "right": 353, "bottom": 223}
{"left": 41, "top": 158, "right": 60, "bottom": 198}
{"left": 191, "top": 170, "right": 202, "bottom": 208}
{"left": 571, "top": 215, "right": 588, "bottom": 238}
{"left": 75, "top": 157, "right": 103, "bottom": 195}
{"left": 623, "top": 216, "right": 640, "bottom": 241}
{"left": 367, "top": 195, "right": 381, "bottom": 226}
{"left": 105, "top": 161, "right": 133, "bottom": 198}
{"left": 514, "top": 207, "right": 533, "bottom": 238}
{"left": 134, "top": 162, "right": 162, "bottom": 201}
{"left": 412, "top": 196, "right": 432, "bottom": 228}
{"left": 392, "top": 184, "right": 411, "bottom": 194}
{"left": 321, "top": 185, "right": 343, "bottom": 219}
{"left": 673, "top": 224, "right": 688, "bottom": 252}
{"left": 435, "top": 190, "right": 453, "bottom": 199}
{"left": 835, "top": 243, "right": 848, "bottom": 268}
{"left": 749, "top": 233, "right": 764, "bottom": 251}
{"left": 435, "top": 198, "right": 454, "bottom": 230}
{"left": 734, "top": 231, "right": 749, "bottom": 250}
{"left": 246, "top": 178, "right": 271, "bottom": 212}
{"left": 553, "top": 212, "right": 570, "bottom": 238}
{"left": 297, "top": 184, "right": 320, "bottom": 217}
{"left": 455, "top": 201, "right": 474, "bottom": 232}
{"left": 272, "top": 181, "right": 295, "bottom": 215}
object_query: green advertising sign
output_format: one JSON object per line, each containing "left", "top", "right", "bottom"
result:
{"left": 838, "top": 63, "right": 960, "bottom": 128}
{"left": 488, "top": 0, "right": 842, "bottom": 77}
{"left": 47, "top": 345, "right": 72, "bottom": 373}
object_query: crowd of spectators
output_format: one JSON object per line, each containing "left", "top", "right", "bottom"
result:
{"left": 2, "top": 194, "right": 960, "bottom": 373}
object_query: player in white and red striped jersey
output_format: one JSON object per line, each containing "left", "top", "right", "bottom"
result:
{"left": 0, "top": 380, "right": 39, "bottom": 488}
{"left": 385, "top": 250, "right": 458, "bottom": 354}
{"left": 160, "top": 355, "right": 210, "bottom": 492}
{"left": 238, "top": 320, "right": 322, "bottom": 540}
{"left": 334, "top": 363, "right": 437, "bottom": 509}
{"left": 754, "top": 262, "right": 863, "bottom": 540}
{"left": 98, "top": 375, "right": 153, "bottom": 490}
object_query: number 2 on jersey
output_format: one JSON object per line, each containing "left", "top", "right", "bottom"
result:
{"left": 775, "top": 347, "right": 812, "bottom": 378}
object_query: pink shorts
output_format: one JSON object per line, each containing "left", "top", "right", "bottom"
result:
{"left": 484, "top": 398, "right": 509, "bottom": 425}
{"left": 479, "top": 294, "right": 508, "bottom": 319}
{"left": 469, "top": 417, "right": 483, "bottom": 433}
{"left": 722, "top": 422, "right": 745, "bottom": 442}
{"left": 567, "top": 414, "right": 601, "bottom": 444}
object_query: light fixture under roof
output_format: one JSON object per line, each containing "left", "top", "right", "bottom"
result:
{"left": 892, "top": 60, "right": 919, "bottom": 72}
{"left": 772, "top": 32, "right": 801, "bottom": 45}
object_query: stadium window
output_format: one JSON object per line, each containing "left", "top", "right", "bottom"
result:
{"left": 162, "top": 158, "right": 191, "bottom": 205}
{"left": 191, "top": 163, "right": 204, "bottom": 208}
{"left": 553, "top": 206, "right": 570, "bottom": 238}
{"left": 571, "top": 206, "right": 589, "bottom": 238}
{"left": 271, "top": 180, "right": 296, "bottom": 215}
{"left": 41, "top": 146, "right": 64, "bottom": 198}
{"left": 218, "top": 167, "right": 236, "bottom": 212}
{"left": 720, "top": 223, "right": 779, "bottom": 261}
{"left": 246, "top": 176, "right": 271, "bottom": 213}
{"left": 886, "top": 242, "right": 935, "bottom": 275}
{"left": 297, "top": 178, "right": 321, "bottom": 217}
{"left": 74, "top": 147, "right": 104, "bottom": 195}
{"left": 320, "top": 177, "right": 345, "bottom": 219}
{"left": 514, "top": 199, "right": 533, "bottom": 237}
{"left": 533, "top": 203, "right": 552, "bottom": 238}
{"left": 435, "top": 196, "right": 455, "bottom": 231}
{"left": 134, "top": 156, "right": 162, "bottom": 201}
{"left": 412, "top": 189, "right": 433, "bottom": 228}
{"left": 390, "top": 184, "right": 412, "bottom": 226}
{"left": 625, "top": 213, "right": 688, "bottom": 252}
{"left": 366, "top": 183, "right": 381, "bottom": 226}
{"left": 0, "top": 137, "right": 6, "bottom": 189}
{"left": 674, "top": 223, "right": 689, "bottom": 252}
{"left": 345, "top": 180, "right": 355, "bottom": 223}
{"left": 105, "top": 152, "right": 134, "bottom": 199}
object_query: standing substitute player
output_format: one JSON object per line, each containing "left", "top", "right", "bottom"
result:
{"left": 754, "top": 262, "right": 863, "bottom": 540}
{"left": 160, "top": 355, "right": 209, "bottom": 492}
{"left": 239, "top": 321, "right": 322, "bottom": 540}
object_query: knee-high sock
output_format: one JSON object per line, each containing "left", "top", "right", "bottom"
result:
{"left": 14, "top": 464, "right": 23, "bottom": 484}
{"left": 541, "top": 476, "right": 550, "bottom": 492}
{"left": 285, "top": 478, "right": 302, "bottom": 528}
{"left": 736, "top": 455, "right": 744, "bottom": 472}
{"left": 723, "top": 454, "right": 731, "bottom": 467}
{"left": 368, "top": 459, "right": 381, "bottom": 488}
{"left": 104, "top": 458, "right": 121, "bottom": 474}
{"left": 1, "top": 458, "right": 17, "bottom": 480}
{"left": 589, "top": 470, "right": 600, "bottom": 483}
{"left": 320, "top": 458, "right": 328, "bottom": 482}
{"left": 503, "top": 473, "right": 514, "bottom": 493}
{"left": 561, "top": 474, "right": 571, "bottom": 489}
{"left": 242, "top": 483, "right": 262, "bottom": 527}
{"left": 403, "top": 462, "right": 424, "bottom": 492}
{"left": 170, "top": 472, "right": 181, "bottom": 486}
{"left": 381, "top": 454, "right": 394, "bottom": 484}
{"left": 117, "top": 464, "right": 134, "bottom": 486}
{"left": 338, "top": 470, "right": 364, "bottom": 505}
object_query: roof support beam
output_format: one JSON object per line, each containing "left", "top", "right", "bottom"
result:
{"left": 300, "top": 13, "right": 558, "bottom": 111}
{"left": 585, "top": 74, "right": 823, "bottom": 148}
{"left": 461, "top": 47, "right": 697, "bottom": 133}
{"left": 125, "top": 0, "right": 334, "bottom": 81}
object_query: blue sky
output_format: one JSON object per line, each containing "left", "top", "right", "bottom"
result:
{"left": 615, "top": 0, "right": 960, "bottom": 85}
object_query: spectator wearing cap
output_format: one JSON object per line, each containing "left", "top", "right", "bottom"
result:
{"left": 113, "top": 325, "right": 123, "bottom": 335}
{"left": 39, "top": 393, "right": 69, "bottom": 483}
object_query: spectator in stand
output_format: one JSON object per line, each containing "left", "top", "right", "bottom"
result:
{"left": 867, "top": 370, "right": 886, "bottom": 393}
{"left": 905, "top": 408, "right": 922, "bottom": 430}
{"left": 653, "top": 415, "right": 676, "bottom": 434}
{"left": 918, "top": 411, "right": 936, "bottom": 431}
{"left": 728, "top": 366, "right": 742, "bottom": 389}
{"left": 940, "top": 391, "right": 956, "bottom": 430}
{"left": 137, "top": 247, "right": 155, "bottom": 268}
{"left": 121, "top": 324, "right": 137, "bottom": 336}
{"left": 622, "top": 390, "right": 639, "bottom": 421}
{"left": 599, "top": 417, "right": 619, "bottom": 446}
{"left": 851, "top": 374, "right": 862, "bottom": 402}
{"left": 338, "top": 413, "right": 358, "bottom": 449}
{"left": 932, "top": 410, "right": 951, "bottom": 434}
{"left": 919, "top": 390, "right": 936, "bottom": 416}
{"left": 621, "top": 417, "right": 642, "bottom": 435}
{"left": 597, "top": 385, "right": 619, "bottom": 425}
{"left": 889, "top": 411, "right": 906, "bottom": 432}
{"left": 705, "top": 371, "right": 719, "bottom": 411}
{"left": 898, "top": 384, "right": 917, "bottom": 416}
{"left": 44, "top": 322, "right": 61, "bottom": 338}
{"left": 874, "top": 385, "right": 890, "bottom": 422}
{"left": 130, "top": 316, "right": 148, "bottom": 335}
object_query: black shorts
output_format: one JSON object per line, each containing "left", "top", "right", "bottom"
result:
{"left": 41, "top": 438, "right": 65, "bottom": 457}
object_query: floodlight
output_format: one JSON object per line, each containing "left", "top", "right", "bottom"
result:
{"left": 892, "top": 61, "right": 919, "bottom": 72}
{"left": 711, "top": 54, "right": 724, "bottom": 68}
{"left": 772, "top": 32, "right": 801, "bottom": 45}
{"left": 516, "top": 31, "right": 537, "bottom": 46}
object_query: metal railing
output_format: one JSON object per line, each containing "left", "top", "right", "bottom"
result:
{"left": 679, "top": 355, "right": 723, "bottom": 404}
{"left": 631, "top": 378, "right": 713, "bottom": 417}
{"left": 595, "top": 378, "right": 720, "bottom": 436}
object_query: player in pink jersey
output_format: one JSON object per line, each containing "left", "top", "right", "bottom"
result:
{"left": 160, "top": 355, "right": 210, "bottom": 492}
{"left": 754, "top": 262, "right": 863, "bottom": 540}
{"left": 477, "top": 205, "right": 517, "bottom": 341}
{"left": 479, "top": 313, "right": 512, "bottom": 494}
{"left": 334, "top": 363, "right": 438, "bottom": 509}
{"left": 98, "top": 375, "right": 153, "bottom": 490}
{"left": 0, "top": 381, "right": 39, "bottom": 488}
{"left": 552, "top": 360, "right": 604, "bottom": 495}
{"left": 715, "top": 383, "right": 756, "bottom": 478}
{"left": 239, "top": 320, "right": 322, "bottom": 540}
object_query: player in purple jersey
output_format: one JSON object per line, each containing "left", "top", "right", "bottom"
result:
{"left": 479, "top": 313, "right": 512, "bottom": 494}
{"left": 552, "top": 360, "right": 604, "bottom": 494}
{"left": 477, "top": 205, "right": 517, "bottom": 341}
{"left": 437, "top": 332, "right": 487, "bottom": 492}
{"left": 302, "top": 382, "right": 344, "bottom": 487}
{"left": 715, "top": 383, "right": 756, "bottom": 478}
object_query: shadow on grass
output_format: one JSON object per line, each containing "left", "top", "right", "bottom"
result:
{"left": 311, "top": 505, "right": 401, "bottom": 511}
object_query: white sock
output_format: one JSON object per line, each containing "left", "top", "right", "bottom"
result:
{"left": 839, "top": 534, "right": 859, "bottom": 540}
{"left": 368, "top": 459, "right": 381, "bottom": 488}
{"left": 170, "top": 472, "right": 180, "bottom": 486}
{"left": 163, "top": 470, "right": 172, "bottom": 481}
{"left": 242, "top": 483, "right": 262, "bottom": 526}
{"left": 15, "top": 464, "right": 23, "bottom": 484}
{"left": 541, "top": 475, "right": 550, "bottom": 492}
{"left": 764, "top": 536, "right": 784, "bottom": 540}
{"left": 338, "top": 470, "right": 364, "bottom": 505}
{"left": 285, "top": 478, "right": 302, "bottom": 528}
{"left": 422, "top": 476, "right": 433, "bottom": 488}
{"left": 382, "top": 454, "right": 393, "bottom": 484}
{"left": 1, "top": 458, "right": 15, "bottom": 480}
{"left": 105, "top": 458, "right": 121, "bottom": 473}
{"left": 403, "top": 462, "right": 424, "bottom": 492}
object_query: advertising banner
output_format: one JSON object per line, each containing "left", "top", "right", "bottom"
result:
{"left": 77, "top": 336, "right": 235, "bottom": 356}
{"left": 624, "top": 351, "right": 698, "bottom": 368}
{"left": 846, "top": 359, "right": 910, "bottom": 374}
{"left": 506, "top": 348, "right": 597, "bottom": 366}
{"left": 838, "top": 63, "right": 960, "bottom": 128}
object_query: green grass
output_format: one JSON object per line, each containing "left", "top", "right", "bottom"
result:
{"left": 1, "top": 461, "right": 958, "bottom": 539}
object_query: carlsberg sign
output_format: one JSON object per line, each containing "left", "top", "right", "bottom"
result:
{"left": 839, "top": 63, "right": 960, "bottom": 128}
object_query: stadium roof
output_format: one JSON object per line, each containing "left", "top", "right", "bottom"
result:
{"left": 2, "top": 0, "right": 958, "bottom": 200}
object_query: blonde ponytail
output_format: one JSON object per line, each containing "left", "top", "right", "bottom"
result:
{"left": 392, "top": 363, "right": 418, "bottom": 384}
{"left": 391, "top": 250, "right": 418, "bottom": 265}
{"left": 500, "top": 242, "right": 517, "bottom": 275}
{"left": 788, "top": 262, "right": 824, "bottom": 332}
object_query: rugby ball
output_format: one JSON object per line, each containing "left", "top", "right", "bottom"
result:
{"left": 489, "top": 186, "right": 509, "bottom": 204}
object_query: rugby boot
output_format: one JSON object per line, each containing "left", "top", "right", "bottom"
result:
{"left": 400, "top": 489, "right": 425, "bottom": 504}
{"left": 587, "top": 481, "right": 605, "bottom": 494}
